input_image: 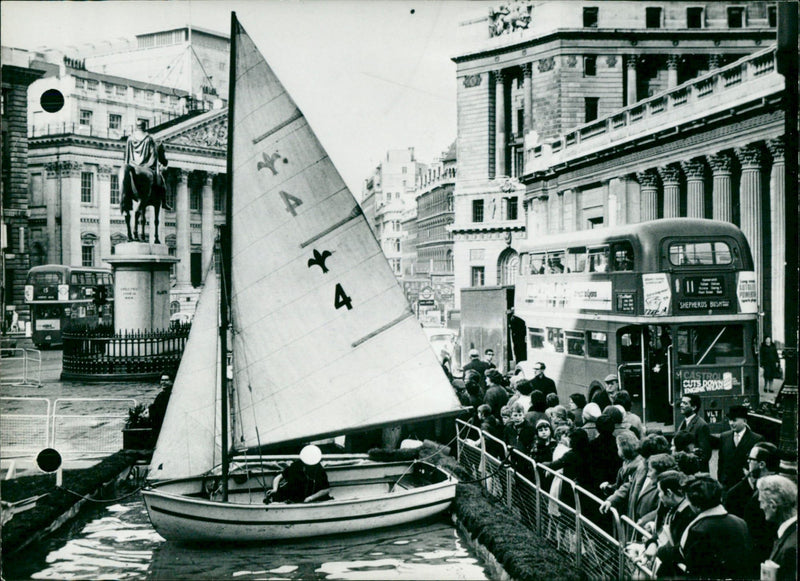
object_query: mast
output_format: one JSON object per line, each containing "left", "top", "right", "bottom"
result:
{"left": 219, "top": 11, "right": 238, "bottom": 502}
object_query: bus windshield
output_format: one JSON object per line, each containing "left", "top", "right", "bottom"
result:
{"left": 668, "top": 241, "right": 732, "bottom": 266}
{"left": 675, "top": 325, "right": 745, "bottom": 365}
{"left": 27, "top": 272, "right": 63, "bottom": 285}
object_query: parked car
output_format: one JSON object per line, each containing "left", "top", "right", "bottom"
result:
{"left": 170, "top": 312, "right": 193, "bottom": 327}
{"left": 422, "top": 327, "right": 458, "bottom": 375}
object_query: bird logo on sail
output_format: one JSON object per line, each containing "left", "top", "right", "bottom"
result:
{"left": 257, "top": 151, "right": 287, "bottom": 175}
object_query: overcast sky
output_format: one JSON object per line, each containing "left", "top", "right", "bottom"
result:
{"left": 2, "top": 0, "right": 492, "bottom": 193}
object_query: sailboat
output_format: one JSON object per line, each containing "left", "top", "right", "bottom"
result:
{"left": 141, "top": 13, "right": 463, "bottom": 543}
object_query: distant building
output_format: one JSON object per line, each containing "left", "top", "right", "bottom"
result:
{"left": 1, "top": 47, "right": 44, "bottom": 324}
{"left": 451, "top": 1, "right": 786, "bottom": 345}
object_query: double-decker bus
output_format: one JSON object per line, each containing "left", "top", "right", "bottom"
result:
{"left": 24, "top": 265, "right": 114, "bottom": 348}
{"left": 514, "top": 218, "right": 759, "bottom": 433}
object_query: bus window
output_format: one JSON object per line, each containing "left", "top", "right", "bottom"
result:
{"left": 520, "top": 253, "right": 530, "bottom": 276}
{"left": 611, "top": 242, "right": 634, "bottom": 271}
{"left": 587, "top": 331, "right": 609, "bottom": 359}
{"left": 619, "top": 328, "right": 642, "bottom": 363}
{"left": 528, "top": 327, "right": 545, "bottom": 349}
{"left": 547, "top": 251, "right": 566, "bottom": 274}
{"left": 28, "top": 272, "right": 63, "bottom": 285}
{"left": 675, "top": 325, "right": 744, "bottom": 365}
{"left": 531, "top": 253, "right": 546, "bottom": 275}
{"left": 668, "top": 241, "right": 732, "bottom": 266}
{"left": 566, "top": 330, "right": 585, "bottom": 356}
{"left": 547, "top": 327, "right": 564, "bottom": 353}
{"left": 567, "top": 247, "right": 587, "bottom": 273}
{"left": 588, "top": 247, "right": 609, "bottom": 272}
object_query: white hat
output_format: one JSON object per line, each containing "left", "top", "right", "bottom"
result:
{"left": 299, "top": 444, "right": 322, "bottom": 466}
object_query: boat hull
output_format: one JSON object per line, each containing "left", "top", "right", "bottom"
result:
{"left": 142, "top": 460, "right": 456, "bottom": 542}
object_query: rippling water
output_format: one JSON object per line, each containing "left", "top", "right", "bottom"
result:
{"left": 3, "top": 496, "right": 488, "bottom": 580}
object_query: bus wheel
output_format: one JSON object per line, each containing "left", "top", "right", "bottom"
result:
{"left": 588, "top": 380, "right": 606, "bottom": 405}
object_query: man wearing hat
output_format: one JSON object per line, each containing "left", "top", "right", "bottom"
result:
{"left": 463, "top": 348, "right": 492, "bottom": 389}
{"left": 715, "top": 405, "right": 764, "bottom": 490}
{"left": 270, "top": 445, "right": 331, "bottom": 503}
{"left": 591, "top": 373, "right": 619, "bottom": 411}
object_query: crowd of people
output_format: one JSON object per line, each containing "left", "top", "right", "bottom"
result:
{"left": 455, "top": 352, "right": 797, "bottom": 580}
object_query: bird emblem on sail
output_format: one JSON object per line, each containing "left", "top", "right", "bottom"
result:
{"left": 307, "top": 249, "right": 333, "bottom": 273}
{"left": 257, "top": 151, "right": 286, "bottom": 175}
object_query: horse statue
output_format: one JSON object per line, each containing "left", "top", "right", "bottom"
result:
{"left": 120, "top": 121, "right": 171, "bottom": 244}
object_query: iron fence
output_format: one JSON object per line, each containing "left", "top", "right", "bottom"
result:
{"left": 62, "top": 326, "right": 189, "bottom": 379}
{"left": 456, "top": 419, "right": 655, "bottom": 581}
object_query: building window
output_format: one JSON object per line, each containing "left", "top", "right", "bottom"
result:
{"left": 585, "top": 97, "right": 599, "bottom": 122}
{"left": 505, "top": 197, "right": 518, "bottom": 220}
{"left": 768, "top": 5, "right": 777, "bottom": 27}
{"left": 584, "top": 55, "right": 597, "bottom": 76}
{"left": 472, "top": 199, "right": 484, "bottom": 223}
{"left": 116, "top": 85, "right": 127, "bottom": 97}
{"left": 166, "top": 181, "right": 176, "bottom": 210}
{"left": 108, "top": 113, "right": 122, "bottom": 130}
{"left": 79, "top": 109, "right": 93, "bottom": 125}
{"left": 190, "top": 187, "right": 201, "bottom": 211}
{"left": 687, "top": 6, "right": 704, "bottom": 28}
{"left": 583, "top": 7, "right": 598, "bottom": 27}
{"left": 727, "top": 6, "right": 745, "bottom": 28}
{"left": 393, "top": 239, "right": 401, "bottom": 253}
{"left": 214, "top": 188, "right": 225, "bottom": 212}
{"left": 86, "top": 79, "right": 98, "bottom": 92}
{"left": 471, "top": 266, "right": 485, "bottom": 287}
{"left": 110, "top": 173, "right": 120, "bottom": 205}
{"left": 645, "top": 6, "right": 662, "bottom": 28}
{"left": 390, "top": 258, "right": 401, "bottom": 274}
{"left": 81, "top": 245, "right": 94, "bottom": 267}
{"left": 80, "top": 172, "right": 93, "bottom": 203}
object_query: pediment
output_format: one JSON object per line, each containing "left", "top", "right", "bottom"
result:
{"left": 157, "top": 109, "right": 227, "bottom": 150}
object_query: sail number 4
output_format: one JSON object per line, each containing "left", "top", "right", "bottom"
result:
{"left": 334, "top": 283, "right": 353, "bottom": 310}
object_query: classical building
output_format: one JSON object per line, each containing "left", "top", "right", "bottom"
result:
{"left": 414, "top": 143, "right": 457, "bottom": 322}
{"left": 362, "top": 148, "right": 426, "bottom": 277}
{"left": 1, "top": 47, "right": 44, "bottom": 325}
{"left": 451, "top": 1, "right": 787, "bottom": 344}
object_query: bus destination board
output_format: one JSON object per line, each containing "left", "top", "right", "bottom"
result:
{"left": 615, "top": 292, "right": 635, "bottom": 313}
{"left": 683, "top": 276, "right": 725, "bottom": 297}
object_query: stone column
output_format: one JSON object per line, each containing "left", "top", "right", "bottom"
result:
{"left": 538, "top": 195, "right": 549, "bottom": 236}
{"left": 495, "top": 70, "right": 506, "bottom": 177}
{"left": 562, "top": 189, "right": 574, "bottom": 232}
{"left": 201, "top": 172, "right": 215, "bottom": 272}
{"left": 709, "top": 54, "right": 722, "bottom": 70}
{"left": 707, "top": 151, "right": 733, "bottom": 222}
{"left": 97, "top": 165, "right": 113, "bottom": 265}
{"left": 626, "top": 56, "right": 638, "bottom": 105}
{"left": 659, "top": 163, "right": 682, "bottom": 218}
{"left": 736, "top": 143, "right": 764, "bottom": 314}
{"left": 681, "top": 158, "right": 706, "bottom": 218}
{"left": 667, "top": 55, "right": 680, "bottom": 89}
{"left": 603, "top": 179, "right": 614, "bottom": 226}
{"left": 175, "top": 168, "right": 191, "bottom": 287}
{"left": 610, "top": 177, "right": 627, "bottom": 226}
{"left": 557, "top": 192, "right": 565, "bottom": 232}
{"left": 573, "top": 189, "right": 583, "bottom": 231}
{"left": 767, "top": 137, "right": 786, "bottom": 345}
{"left": 44, "top": 163, "right": 59, "bottom": 263}
{"left": 637, "top": 170, "right": 659, "bottom": 221}
{"left": 522, "top": 63, "right": 532, "bottom": 134}
{"left": 626, "top": 175, "right": 641, "bottom": 224}
{"left": 60, "top": 161, "right": 82, "bottom": 266}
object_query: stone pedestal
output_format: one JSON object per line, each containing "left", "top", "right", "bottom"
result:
{"left": 105, "top": 243, "right": 179, "bottom": 333}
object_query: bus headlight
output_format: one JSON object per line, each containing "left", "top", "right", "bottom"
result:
{"left": 24, "top": 285, "right": 33, "bottom": 302}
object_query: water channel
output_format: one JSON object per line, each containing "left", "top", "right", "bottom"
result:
{"left": 3, "top": 486, "right": 489, "bottom": 580}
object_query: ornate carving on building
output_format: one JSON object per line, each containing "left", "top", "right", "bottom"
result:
{"left": 97, "top": 165, "right": 114, "bottom": 181}
{"left": 57, "top": 160, "right": 83, "bottom": 177}
{"left": 45, "top": 162, "right": 59, "bottom": 178}
{"left": 522, "top": 63, "right": 532, "bottom": 78}
{"left": 735, "top": 143, "right": 763, "bottom": 168}
{"left": 636, "top": 169, "right": 659, "bottom": 189}
{"left": 681, "top": 158, "right": 705, "bottom": 180}
{"left": 707, "top": 151, "right": 734, "bottom": 174}
{"left": 169, "top": 118, "right": 227, "bottom": 148}
{"left": 538, "top": 56, "right": 555, "bottom": 73}
{"left": 566, "top": 55, "right": 577, "bottom": 68}
{"left": 463, "top": 74, "right": 482, "bottom": 88}
{"left": 489, "top": 2, "right": 533, "bottom": 37}
{"left": 767, "top": 136, "right": 785, "bottom": 162}
{"left": 658, "top": 163, "right": 682, "bottom": 184}
{"left": 606, "top": 56, "right": 617, "bottom": 68}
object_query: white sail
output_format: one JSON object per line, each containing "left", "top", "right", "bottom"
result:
{"left": 228, "top": 21, "right": 462, "bottom": 449}
{"left": 149, "top": 266, "right": 221, "bottom": 480}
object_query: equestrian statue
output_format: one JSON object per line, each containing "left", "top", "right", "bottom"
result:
{"left": 120, "top": 120, "right": 171, "bottom": 243}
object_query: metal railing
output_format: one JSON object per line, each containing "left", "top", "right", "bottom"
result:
{"left": 0, "top": 348, "right": 42, "bottom": 387}
{"left": 1, "top": 397, "right": 136, "bottom": 460}
{"left": 62, "top": 326, "right": 189, "bottom": 378}
{"left": 456, "top": 419, "right": 655, "bottom": 580}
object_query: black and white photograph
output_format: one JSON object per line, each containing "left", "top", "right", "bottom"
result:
{"left": 1, "top": 1, "right": 797, "bottom": 579}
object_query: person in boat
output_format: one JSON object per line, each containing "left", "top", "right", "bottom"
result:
{"left": 270, "top": 445, "right": 332, "bottom": 503}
